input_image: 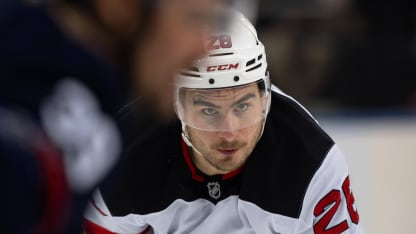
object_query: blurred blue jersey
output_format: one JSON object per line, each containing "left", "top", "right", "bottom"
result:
{"left": 0, "top": 1, "right": 127, "bottom": 116}
{"left": 0, "top": 1, "right": 129, "bottom": 233}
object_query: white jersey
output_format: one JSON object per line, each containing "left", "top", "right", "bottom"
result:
{"left": 84, "top": 87, "right": 363, "bottom": 234}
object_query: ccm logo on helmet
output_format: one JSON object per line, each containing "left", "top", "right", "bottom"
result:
{"left": 207, "top": 63, "right": 239, "bottom": 72}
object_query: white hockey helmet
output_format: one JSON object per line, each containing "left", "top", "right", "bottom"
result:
{"left": 174, "top": 10, "right": 271, "bottom": 132}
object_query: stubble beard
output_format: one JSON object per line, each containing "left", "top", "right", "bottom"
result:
{"left": 191, "top": 124, "right": 262, "bottom": 174}
{"left": 203, "top": 140, "right": 247, "bottom": 172}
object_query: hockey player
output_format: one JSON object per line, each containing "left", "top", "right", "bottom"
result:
{"left": 84, "top": 11, "right": 363, "bottom": 233}
{"left": 0, "top": 0, "right": 223, "bottom": 233}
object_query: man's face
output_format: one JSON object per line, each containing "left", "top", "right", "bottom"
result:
{"left": 183, "top": 83, "right": 265, "bottom": 174}
{"left": 132, "top": 0, "right": 225, "bottom": 118}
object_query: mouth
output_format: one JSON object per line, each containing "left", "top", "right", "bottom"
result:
{"left": 217, "top": 149, "right": 238, "bottom": 156}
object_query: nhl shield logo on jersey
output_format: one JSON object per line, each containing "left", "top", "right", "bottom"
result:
{"left": 207, "top": 182, "right": 221, "bottom": 200}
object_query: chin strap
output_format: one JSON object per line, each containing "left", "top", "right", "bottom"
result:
{"left": 257, "top": 115, "right": 267, "bottom": 142}
{"left": 257, "top": 86, "right": 271, "bottom": 142}
{"left": 181, "top": 121, "right": 204, "bottom": 157}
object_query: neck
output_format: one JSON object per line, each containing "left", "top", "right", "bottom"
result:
{"left": 48, "top": 3, "right": 121, "bottom": 64}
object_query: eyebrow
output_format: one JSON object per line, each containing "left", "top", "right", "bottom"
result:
{"left": 192, "top": 93, "right": 256, "bottom": 108}
{"left": 231, "top": 93, "right": 256, "bottom": 106}
{"left": 193, "top": 98, "right": 221, "bottom": 109}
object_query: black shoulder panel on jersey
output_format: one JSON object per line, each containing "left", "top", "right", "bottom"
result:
{"left": 100, "top": 101, "right": 202, "bottom": 215}
{"left": 239, "top": 90, "right": 334, "bottom": 218}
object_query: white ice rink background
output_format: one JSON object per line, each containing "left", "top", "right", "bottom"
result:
{"left": 318, "top": 115, "right": 416, "bottom": 234}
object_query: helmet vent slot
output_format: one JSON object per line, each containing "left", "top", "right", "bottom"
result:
{"left": 209, "top": 52, "right": 234, "bottom": 57}
{"left": 180, "top": 72, "right": 200, "bottom": 78}
{"left": 258, "top": 54, "right": 263, "bottom": 60}
{"left": 189, "top": 67, "right": 199, "bottom": 72}
{"left": 246, "top": 63, "right": 262, "bottom": 72}
{"left": 246, "top": 58, "right": 256, "bottom": 67}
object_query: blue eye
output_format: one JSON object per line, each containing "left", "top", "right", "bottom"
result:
{"left": 202, "top": 108, "right": 218, "bottom": 115}
{"left": 235, "top": 103, "right": 249, "bottom": 112}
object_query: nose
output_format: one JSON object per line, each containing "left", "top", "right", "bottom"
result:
{"left": 216, "top": 112, "right": 239, "bottom": 139}
{"left": 217, "top": 129, "right": 237, "bottom": 140}
{"left": 221, "top": 110, "right": 239, "bottom": 130}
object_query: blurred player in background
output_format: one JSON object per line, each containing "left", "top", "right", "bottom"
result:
{"left": 0, "top": 0, "right": 224, "bottom": 233}
{"left": 85, "top": 11, "right": 363, "bottom": 233}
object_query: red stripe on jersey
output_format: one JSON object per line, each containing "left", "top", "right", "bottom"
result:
{"left": 181, "top": 139, "right": 204, "bottom": 182}
{"left": 222, "top": 164, "right": 244, "bottom": 180}
{"left": 140, "top": 226, "right": 152, "bottom": 234}
{"left": 84, "top": 219, "right": 116, "bottom": 234}
{"left": 32, "top": 137, "right": 71, "bottom": 234}
{"left": 83, "top": 219, "right": 151, "bottom": 234}
{"left": 90, "top": 198, "right": 108, "bottom": 216}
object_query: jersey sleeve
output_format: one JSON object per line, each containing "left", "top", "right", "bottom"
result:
{"left": 83, "top": 190, "right": 151, "bottom": 234}
{"left": 296, "top": 145, "right": 364, "bottom": 234}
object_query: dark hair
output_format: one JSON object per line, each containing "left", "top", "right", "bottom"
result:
{"left": 178, "top": 79, "right": 267, "bottom": 109}
{"left": 257, "top": 79, "right": 266, "bottom": 94}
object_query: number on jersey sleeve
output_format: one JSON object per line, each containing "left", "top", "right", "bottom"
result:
{"left": 313, "top": 176, "right": 360, "bottom": 234}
